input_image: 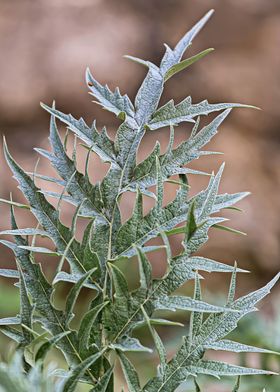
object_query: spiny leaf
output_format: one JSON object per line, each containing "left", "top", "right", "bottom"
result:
{"left": 41, "top": 103, "right": 116, "bottom": 164}
{"left": 160, "top": 9, "right": 214, "bottom": 73}
{"left": 47, "top": 112, "right": 107, "bottom": 221}
{"left": 148, "top": 100, "right": 253, "bottom": 131}
{"left": 86, "top": 68, "right": 135, "bottom": 120}
{"left": 3, "top": 138, "right": 92, "bottom": 276}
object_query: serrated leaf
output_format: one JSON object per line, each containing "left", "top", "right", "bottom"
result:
{"left": 86, "top": 68, "right": 135, "bottom": 120}
{"left": 47, "top": 113, "right": 108, "bottom": 221}
{"left": 41, "top": 103, "right": 116, "bottom": 164}
{"left": 148, "top": 100, "right": 252, "bottom": 131}
{"left": 160, "top": 9, "right": 214, "bottom": 73}
{"left": 3, "top": 139, "right": 94, "bottom": 276}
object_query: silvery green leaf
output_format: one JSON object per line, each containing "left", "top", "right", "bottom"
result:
{"left": 136, "top": 247, "right": 152, "bottom": 290}
{"left": 0, "top": 326, "right": 24, "bottom": 343}
{"left": 213, "top": 224, "right": 246, "bottom": 236}
{"left": 179, "top": 256, "right": 248, "bottom": 274}
{"left": 111, "top": 336, "right": 152, "bottom": 353}
{"left": 0, "top": 268, "right": 19, "bottom": 279}
{"left": 86, "top": 68, "right": 135, "bottom": 120}
{"left": 205, "top": 339, "right": 279, "bottom": 355}
{"left": 41, "top": 103, "right": 116, "bottom": 164}
{"left": 61, "top": 351, "right": 103, "bottom": 392}
{"left": 0, "top": 316, "right": 21, "bottom": 325}
{"left": 118, "top": 352, "right": 141, "bottom": 392}
{"left": 0, "top": 228, "right": 48, "bottom": 237}
{"left": 35, "top": 331, "right": 71, "bottom": 362}
{"left": 199, "top": 163, "right": 224, "bottom": 220}
{"left": 141, "top": 306, "right": 167, "bottom": 374}
{"left": 3, "top": 140, "right": 91, "bottom": 275}
{"left": 78, "top": 302, "right": 108, "bottom": 355}
{"left": 129, "top": 111, "right": 233, "bottom": 195}
{"left": 65, "top": 268, "right": 97, "bottom": 326}
{"left": 18, "top": 263, "right": 34, "bottom": 344}
{"left": 160, "top": 10, "right": 214, "bottom": 73}
{"left": 53, "top": 271, "right": 98, "bottom": 291}
{"left": 154, "top": 295, "right": 234, "bottom": 313}
{"left": 26, "top": 172, "right": 66, "bottom": 187}
{"left": 18, "top": 246, "right": 59, "bottom": 255}
{"left": 148, "top": 100, "right": 254, "bottom": 130}
{"left": 213, "top": 192, "right": 250, "bottom": 212}
{"left": 2, "top": 210, "right": 81, "bottom": 366}
{"left": 116, "top": 186, "right": 189, "bottom": 258}
{"left": 134, "top": 62, "right": 164, "bottom": 125}
{"left": 90, "top": 366, "right": 114, "bottom": 392}
{"left": 134, "top": 318, "right": 183, "bottom": 329}
{"left": 47, "top": 113, "right": 108, "bottom": 221}
{"left": 0, "top": 352, "right": 62, "bottom": 392}
{"left": 189, "top": 273, "right": 203, "bottom": 343}
{"left": 190, "top": 359, "right": 276, "bottom": 377}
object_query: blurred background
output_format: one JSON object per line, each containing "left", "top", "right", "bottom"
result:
{"left": 0, "top": 0, "right": 279, "bottom": 391}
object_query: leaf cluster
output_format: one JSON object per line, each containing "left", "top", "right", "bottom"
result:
{"left": 0, "top": 9, "right": 278, "bottom": 392}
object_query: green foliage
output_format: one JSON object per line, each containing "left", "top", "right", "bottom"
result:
{"left": 0, "top": 9, "right": 278, "bottom": 392}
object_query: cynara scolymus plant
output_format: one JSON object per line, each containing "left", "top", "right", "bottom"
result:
{"left": 0, "top": 9, "right": 279, "bottom": 392}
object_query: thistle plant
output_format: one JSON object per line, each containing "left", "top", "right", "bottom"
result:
{"left": 0, "top": 9, "right": 279, "bottom": 392}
